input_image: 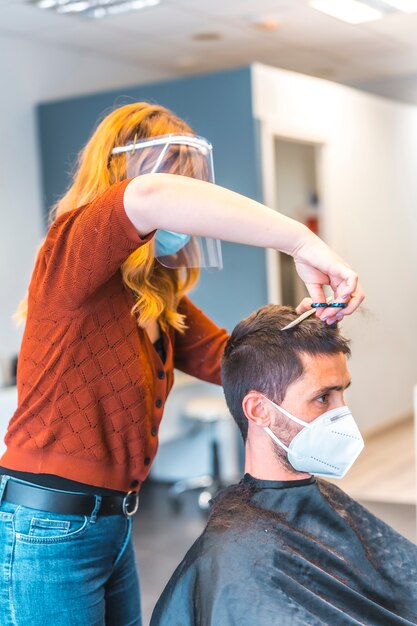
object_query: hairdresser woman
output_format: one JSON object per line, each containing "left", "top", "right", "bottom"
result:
{"left": 0, "top": 103, "right": 363, "bottom": 626}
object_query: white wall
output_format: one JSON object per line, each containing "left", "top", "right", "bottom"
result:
{"left": 253, "top": 63, "right": 417, "bottom": 432}
{"left": 0, "top": 32, "right": 172, "bottom": 378}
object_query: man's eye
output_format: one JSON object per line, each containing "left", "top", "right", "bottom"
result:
{"left": 317, "top": 394, "right": 329, "bottom": 404}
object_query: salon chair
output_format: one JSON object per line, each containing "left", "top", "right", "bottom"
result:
{"left": 168, "top": 395, "right": 232, "bottom": 511}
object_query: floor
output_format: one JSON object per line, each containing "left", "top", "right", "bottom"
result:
{"left": 133, "top": 482, "right": 207, "bottom": 626}
{"left": 331, "top": 417, "right": 416, "bottom": 505}
{"left": 133, "top": 418, "right": 417, "bottom": 626}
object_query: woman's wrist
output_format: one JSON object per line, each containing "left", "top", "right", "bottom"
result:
{"left": 291, "top": 228, "right": 338, "bottom": 277}
{"left": 278, "top": 220, "right": 317, "bottom": 259}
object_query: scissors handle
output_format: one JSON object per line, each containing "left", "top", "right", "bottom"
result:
{"left": 311, "top": 302, "right": 347, "bottom": 309}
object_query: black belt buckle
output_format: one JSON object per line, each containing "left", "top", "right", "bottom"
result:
{"left": 122, "top": 491, "right": 139, "bottom": 517}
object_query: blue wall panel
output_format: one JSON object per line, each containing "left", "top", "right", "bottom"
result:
{"left": 37, "top": 67, "right": 267, "bottom": 331}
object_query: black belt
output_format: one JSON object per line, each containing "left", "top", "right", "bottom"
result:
{"left": 1, "top": 478, "right": 139, "bottom": 517}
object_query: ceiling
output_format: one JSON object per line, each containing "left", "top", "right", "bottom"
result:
{"left": 2, "top": 0, "right": 417, "bottom": 99}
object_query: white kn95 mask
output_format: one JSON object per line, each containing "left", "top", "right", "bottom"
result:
{"left": 264, "top": 399, "right": 364, "bottom": 479}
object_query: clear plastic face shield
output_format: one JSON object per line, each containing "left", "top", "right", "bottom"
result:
{"left": 111, "top": 134, "right": 223, "bottom": 270}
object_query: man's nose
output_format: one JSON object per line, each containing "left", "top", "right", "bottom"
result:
{"left": 333, "top": 394, "right": 346, "bottom": 408}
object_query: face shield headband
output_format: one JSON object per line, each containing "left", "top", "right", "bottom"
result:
{"left": 111, "top": 134, "right": 223, "bottom": 270}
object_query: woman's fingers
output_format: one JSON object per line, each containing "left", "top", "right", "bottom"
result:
{"left": 324, "top": 271, "right": 360, "bottom": 322}
{"left": 295, "top": 297, "right": 313, "bottom": 315}
{"left": 340, "top": 271, "right": 359, "bottom": 299}
{"left": 336, "top": 285, "right": 365, "bottom": 316}
{"left": 303, "top": 275, "right": 364, "bottom": 323}
{"left": 304, "top": 283, "right": 336, "bottom": 322}
{"left": 332, "top": 270, "right": 365, "bottom": 316}
{"left": 295, "top": 283, "right": 365, "bottom": 326}
{"left": 304, "top": 282, "right": 327, "bottom": 304}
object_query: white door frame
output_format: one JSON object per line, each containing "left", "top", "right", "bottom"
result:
{"left": 258, "top": 120, "right": 326, "bottom": 305}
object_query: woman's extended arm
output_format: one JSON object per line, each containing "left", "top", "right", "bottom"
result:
{"left": 124, "top": 174, "right": 364, "bottom": 320}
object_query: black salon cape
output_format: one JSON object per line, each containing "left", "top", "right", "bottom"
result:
{"left": 151, "top": 474, "right": 417, "bottom": 626}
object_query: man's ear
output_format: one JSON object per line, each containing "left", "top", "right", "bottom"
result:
{"left": 242, "top": 391, "right": 273, "bottom": 428}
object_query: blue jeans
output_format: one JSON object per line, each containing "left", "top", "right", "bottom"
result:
{"left": 0, "top": 475, "right": 142, "bottom": 626}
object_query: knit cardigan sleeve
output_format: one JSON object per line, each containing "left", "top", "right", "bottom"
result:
{"left": 30, "top": 179, "right": 154, "bottom": 311}
{"left": 173, "top": 297, "right": 229, "bottom": 386}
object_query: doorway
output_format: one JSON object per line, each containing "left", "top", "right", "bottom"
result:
{"left": 273, "top": 137, "right": 322, "bottom": 308}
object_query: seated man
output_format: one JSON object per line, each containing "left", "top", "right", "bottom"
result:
{"left": 151, "top": 305, "right": 417, "bottom": 626}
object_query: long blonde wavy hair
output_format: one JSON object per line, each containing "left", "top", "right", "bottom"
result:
{"left": 19, "top": 103, "right": 202, "bottom": 332}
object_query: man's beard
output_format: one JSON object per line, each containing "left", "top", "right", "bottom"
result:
{"left": 270, "top": 418, "right": 303, "bottom": 473}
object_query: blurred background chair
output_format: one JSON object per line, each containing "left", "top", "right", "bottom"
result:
{"left": 150, "top": 373, "right": 240, "bottom": 513}
{"left": 168, "top": 395, "right": 232, "bottom": 511}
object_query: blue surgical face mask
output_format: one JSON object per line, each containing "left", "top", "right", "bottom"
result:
{"left": 154, "top": 229, "right": 191, "bottom": 258}
{"left": 264, "top": 399, "right": 364, "bottom": 479}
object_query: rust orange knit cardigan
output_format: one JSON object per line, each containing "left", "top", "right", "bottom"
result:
{"left": 1, "top": 180, "right": 229, "bottom": 492}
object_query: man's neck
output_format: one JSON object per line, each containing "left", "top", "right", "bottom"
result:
{"left": 245, "top": 429, "right": 311, "bottom": 482}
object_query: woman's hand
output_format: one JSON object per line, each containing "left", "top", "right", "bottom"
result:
{"left": 293, "top": 237, "right": 364, "bottom": 323}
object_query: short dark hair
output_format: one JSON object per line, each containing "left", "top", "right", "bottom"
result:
{"left": 221, "top": 305, "right": 351, "bottom": 441}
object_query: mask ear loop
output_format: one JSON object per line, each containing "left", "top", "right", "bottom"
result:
{"left": 263, "top": 395, "right": 310, "bottom": 428}
{"left": 262, "top": 396, "right": 310, "bottom": 455}
{"left": 264, "top": 426, "right": 290, "bottom": 453}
